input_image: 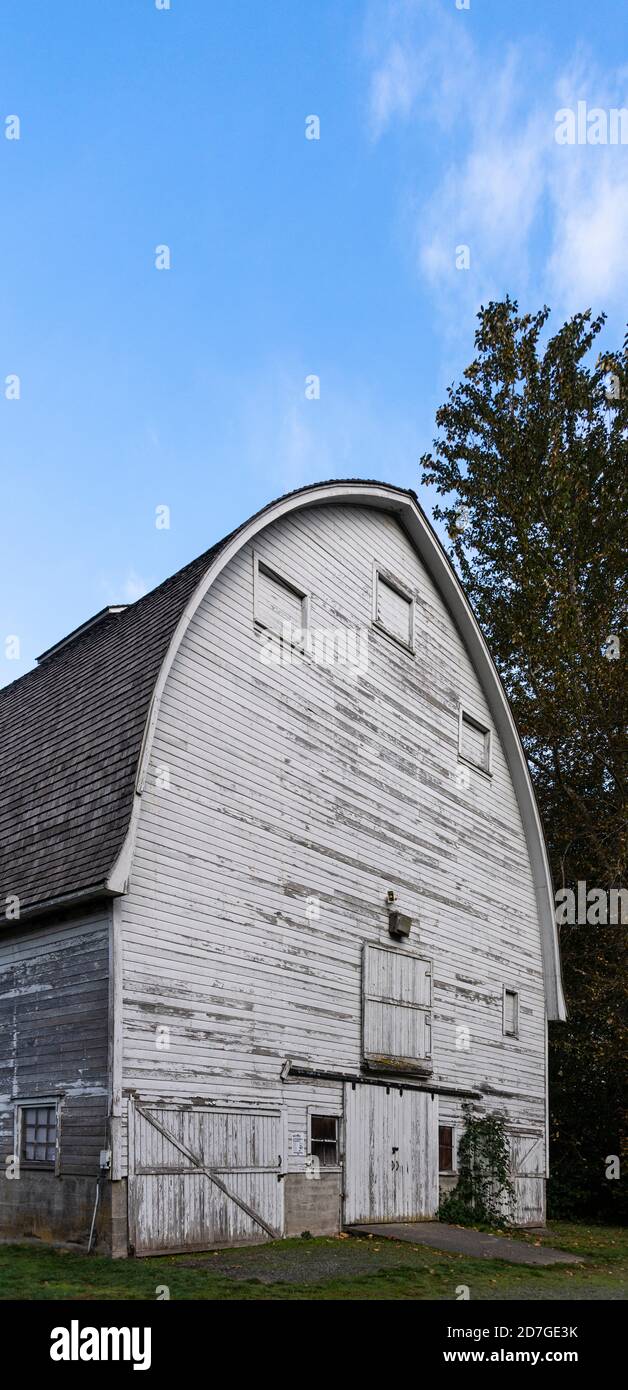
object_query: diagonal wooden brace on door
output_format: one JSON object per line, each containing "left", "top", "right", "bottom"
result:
{"left": 135, "top": 1104, "right": 279, "bottom": 1239}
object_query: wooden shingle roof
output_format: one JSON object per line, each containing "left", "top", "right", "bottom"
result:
{"left": 1, "top": 481, "right": 413, "bottom": 917}
{"left": 0, "top": 535, "right": 230, "bottom": 915}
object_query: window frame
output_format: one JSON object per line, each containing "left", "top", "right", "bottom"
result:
{"left": 307, "top": 1108, "right": 342, "bottom": 1172}
{"left": 438, "top": 1123, "right": 456, "bottom": 1175}
{"left": 372, "top": 564, "right": 415, "bottom": 654}
{"left": 15, "top": 1097, "right": 61, "bottom": 1174}
{"left": 503, "top": 986, "right": 520, "bottom": 1038}
{"left": 253, "top": 551, "right": 310, "bottom": 647}
{"left": 458, "top": 703, "right": 492, "bottom": 777}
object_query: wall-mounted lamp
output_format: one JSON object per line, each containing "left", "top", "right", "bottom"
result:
{"left": 386, "top": 889, "right": 412, "bottom": 939}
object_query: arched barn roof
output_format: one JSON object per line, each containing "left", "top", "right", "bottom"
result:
{"left": 0, "top": 480, "right": 565, "bottom": 1018}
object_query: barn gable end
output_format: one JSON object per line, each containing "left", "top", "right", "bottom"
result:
{"left": 0, "top": 481, "right": 564, "bottom": 1253}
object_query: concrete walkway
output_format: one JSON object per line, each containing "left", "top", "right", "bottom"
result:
{"left": 346, "top": 1222, "right": 583, "bottom": 1266}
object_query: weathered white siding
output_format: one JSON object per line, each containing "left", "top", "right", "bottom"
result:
{"left": 0, "top": 907, "right": 111, "bottom": 1243}
{"left": 118, "top": 502, "right": 547, "bottom": 1225}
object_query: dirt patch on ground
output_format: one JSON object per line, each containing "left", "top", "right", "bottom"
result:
{"left": 175, "top": 1231, "right": 625, "bottom": 1299}
{"left": 179, "top": 1235, "right": 424, "bottom": 1284}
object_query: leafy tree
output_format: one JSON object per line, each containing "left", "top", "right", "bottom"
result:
{"left": 421, "top": 299, "right": 627, "bottom": 1220}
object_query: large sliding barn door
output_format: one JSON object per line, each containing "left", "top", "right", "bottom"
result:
{"left": 344, "top": 1083, "right": 438, "bottom": 1225}
{"left": 128, "top": 1100, "right": 285, "bottom": 1255}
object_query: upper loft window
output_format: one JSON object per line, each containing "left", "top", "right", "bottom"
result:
{"left": 458, "top": 706, "right": 492, "bottom": 775}
{"left": 254, "top": 554, "right": 309, "bottom": 643}
{"left": 503, "top": 987, "right": 519, "bottom": 1037}
{"left": 373, "top": 567, "right": 414, "bottom": 651}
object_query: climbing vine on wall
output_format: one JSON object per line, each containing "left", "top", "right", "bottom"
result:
{"left": 439, "top": 1103, "right": 516, "bottom": 1229}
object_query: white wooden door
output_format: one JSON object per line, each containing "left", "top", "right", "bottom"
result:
{"left": 363, "top": 944, "right": 432, "bottom": 1069}
{"left": 343, "top": 1083, "right": 438, "bottom": 1224}
{"left": 510, "top": 1132, "right": 545, "bottom": 1226}
{"left": 128, "top": 1100, "right": 285, "bottom": 1254}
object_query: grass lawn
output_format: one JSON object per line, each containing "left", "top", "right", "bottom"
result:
{"left": 0, "top": 1223, "right": 625, "bottom": 1300}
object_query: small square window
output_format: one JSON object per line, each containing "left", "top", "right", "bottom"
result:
{"left": 20, "top": 1103, "right": 57, "bottom": 1167}
{"left": 439, "top": 1125, "right": 454, "bottom": 1173}
{"left": 373, "top": 568, "right": 414, "bottom": 650}
{"left": 254, "top": 555, "right": 308, "bottom": 643}
{"left": 503, "top": 988, "right": 519, "bottom": 1037}
{"left": 310, "top": 1114, "right": 339, "bottom": 1166}
{"left": 459, "top": 707, "right": 491, "bottom": 774}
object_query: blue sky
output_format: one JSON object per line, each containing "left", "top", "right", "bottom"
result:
{"left": 1, "top": 0, "right": 626, "bottom": 682}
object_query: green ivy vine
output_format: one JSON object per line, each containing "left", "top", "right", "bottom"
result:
{"left": 439, "top": 1102, "right": 516, "bottom": 1229}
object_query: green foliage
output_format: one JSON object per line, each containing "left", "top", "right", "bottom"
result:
{"left": 421, "top": 300, "right": 627, "bottom": 1220}
{"left": 439, "top": 1104, "right": 515, "bottom": 1228}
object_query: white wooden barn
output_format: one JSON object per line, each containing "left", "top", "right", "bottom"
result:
{"left": 0, "top": 481, "right": 565, "bottom": 1255}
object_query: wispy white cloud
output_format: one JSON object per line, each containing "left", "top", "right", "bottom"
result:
{"left": 547, "top": 138, "right": 628, "bottom": 309}
{"left": 241, "top": 362, "right": 420, "bottom": 495}
{"left": 364, "top": 0, "right": 472, "bottom": 139}
{"left": 120, "top": 569, "right": 152, "bottom": 603}
{"left": 369, "top": 38, "right": 426, "bottom": 135}
{"left": 100, "top": 568, "right": 154, "bottom": 606}
{"left": 364, "top": 1, "right": 628, "bottom": 326}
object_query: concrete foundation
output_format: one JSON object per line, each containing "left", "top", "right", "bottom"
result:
{"left": 284, "top": 1172, "right": 342, "bottom": 1236}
